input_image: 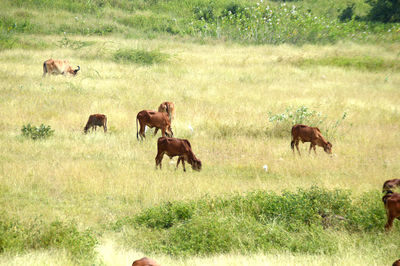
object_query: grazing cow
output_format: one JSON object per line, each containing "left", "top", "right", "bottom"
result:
{"left": 132, "top": 257, "right": 160, "bottom": 266}
{"left": 155, "top": 137, "right": 202, "bottom": 172}
{"left": 290, "top": 124, "right": 332, "bottom": 156}
{"left": 393, "top": 259, "right": 400, "bottom": 266}
{"left": 136, "top": 110, "right": 173, "bottom": 140}
{"left": 158, "top": 101, "right": 175, "bottom": 121}
{"left": 84, "top": 114, "right": 107, "bottom": 134}
{"left": 42, "top": 59, "right": 80, "bottom": 77}
{"left": 382, "top": 190, "right": 400, "bottom": 231}
{"left": 383, "top": 179, "right": 400, "bottom": 192}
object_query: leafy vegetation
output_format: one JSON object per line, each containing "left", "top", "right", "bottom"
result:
{"left": 21, "top": 124, "right": 54, "bottom": 140}
{"left": 113, "top": 48, "right": 169, "bottom": 65}
{"left": 116, "top": 187, "right": 399, "bottom": 257}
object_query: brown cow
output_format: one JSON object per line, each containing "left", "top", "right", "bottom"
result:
{"left": 383, "top": 179, "right": 400, "bottom": 192}
{"left": 42, "top": 59, "right": 80, "bottom": 77}
{"left": 155, "top": 137, "right": 201, "bottom": 172}
{"left": 158, "top": 101, "right": 175, "bottom": 121}
{"left": 290, "top": 124, "right": 332, "bottom": 156}
{"left": 382, "top": 190, "right": 400, "bottom": 231}
{"left": 84, "top": 114, "right": 107, "bottom": 134}
{"left": 136, "top": 110, "right": 173, "bottom": 140}
{"left": 132, "top": 257, "right": 160, "bottom": 266}
{"left": 393, "top": 259, "right": 400, "bottom": 266}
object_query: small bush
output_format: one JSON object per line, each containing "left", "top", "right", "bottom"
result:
{"left": 21, "top": 124, "right": 54, "bottom": 140}
{"left": 113, "top": 48, "right": 169, "bottom": 65}
{"left": 338, "top": 3, "right": 355, "bottom": 22}
{"left": 366, "top": 0, "right": 400, "bottom": 22}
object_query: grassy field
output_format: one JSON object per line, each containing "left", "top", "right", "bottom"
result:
{"left": 0, "top": 34, "right": 399, "bottom": 265}
{"left": 1, "top": 0, "right": 400, "bottom": 264}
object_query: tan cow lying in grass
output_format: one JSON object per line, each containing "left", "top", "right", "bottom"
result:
{"left": 382, "top": 190, "right": 400, "bottom": 231}
{"left": 42, "top": 59, "right": 80, "bottom": 77}
{"left": 383, "top": 179, "right": 400, "bottom": 192}
{"left": 155, "top": 137, "right": 201, "bottom": 172}
{"left": 290, "top": 124, "right": 332, "bottom": 156}
{"left": 132, "top": 257, "right": 160, "bottom": 266}
{"left": 136, "top": 110, "right": 173, "bottom": 140}
{"left": 84, "top": 114, "right": 107, "bottom": 134}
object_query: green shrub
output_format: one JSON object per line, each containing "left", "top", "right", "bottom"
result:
{"left": 366, "top": 0, "right": 400, "bottom": 22}
{"left": 21, "top": 124, "right": 54, "bottom": 140}
{"left": 117, "top": 187, "right": 395, "bottom": 257}
{"left": 113, "top": 48, "right": 169, "bottom": 65}
{"left": 0, "top": 217, "right": 97, "bottom": 263}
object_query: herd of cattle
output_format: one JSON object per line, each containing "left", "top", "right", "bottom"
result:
{"left": 42, "top": 59, "right": 399, "bottom": 265}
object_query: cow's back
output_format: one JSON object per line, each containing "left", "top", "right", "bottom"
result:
{"left": 157, "top": 137, "right": 190, "bottom": 156}
{"left": 132, "top": 257, "right": 160, "bottom": 266}
{"left": 292, "top": 124, "right": 317, "bottom": 140}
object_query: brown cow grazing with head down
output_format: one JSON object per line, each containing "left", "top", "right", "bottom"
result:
{"left": 84, "top": 114, "right": 107, "bottom": 134}
{"left": 383, "top": 179, "right": 400, "bottom": 193}
{"left": 158, "top": 101, "right": 175, "bottom": 121}
{"left": 136, "top": 110, "right": 173, "bottom": 140}
{"left": 155, "top": 137, "right": 201, "bottom": 172}
{"left": 42, "top": 59, "right": 80, "bottom": 77}
{"left": 382, "top": 190, "right": 400, "bottom": 231}
{"left": 132, "top": 257, "right": 160, "bottom": 266}
{"left": 290, "top": 124, "right": 332, "bottom": 156}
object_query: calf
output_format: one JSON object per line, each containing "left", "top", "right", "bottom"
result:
{"left": 158, "top": 101, "right": 175, "bottom": 121}
{"left": 132, "top": 257, "right": 160, "bottom": 266}
{"left": 382, "top": 190, "right": 400, "bottom": 231}
{"left": 136, "top": 110, "right": 173, "bottom": 140}
{"left": 155, "top": 137, "right": 201, "bottom": 172}
{"left": 84, "top": 114, "right": 107, "bottom": 134}
{"left": 290, "top": 124, "right": 332, "bottom": 156}
{"left": 43, "top": 59, "right": 80, "bottom": 77}
{"left": 383, "top": 179, "right": 400, "bottom": 193}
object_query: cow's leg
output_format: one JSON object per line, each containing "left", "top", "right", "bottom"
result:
{"left": 103, "top": 123, "right": 107, "bottom": 133}
{"left": 313, "top": 144, "right": 317, "bottom": 154}
{"left": 161, "top": 128, "right": 166, "bottom": 137}
{"left": 154, "top": 128, "right": 159, "bottom": 136}
{"left": 155, "top": 152, "right": 164, "bottom": 169}
{"left": 295, "top": 140, "right": 301, "bottom": 156}
{"left": 139, "top": 122, "right": 146, "bottom": 140}
{"left": 176, "top": 157, "right": 181, "bottom": 170}
{"left": 181, "top": 159, "right": 186, "bottom": 172}
{"left": 309, "top": 143, "right": 313, "bottom": 154}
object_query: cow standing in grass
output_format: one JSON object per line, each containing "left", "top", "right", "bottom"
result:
{"left": 155, "top": 137, "right": 201, "bottom": 172}
{"left": 42, "top": 59, "right": 80, "bottom": 77}
{"left": 84, "top": 114, "right": 107, "bottom": 134}
{"left": 136, "top": 110, "right": 173, "bottom": 140}
{"left": 290, "top": 124, "right": 332, "bottom": 156}
{"left": 154, "top": 101, "right": 175, "bottom": 135}
{"left": 382, "top": 190, "right": 400, "bottom": 231}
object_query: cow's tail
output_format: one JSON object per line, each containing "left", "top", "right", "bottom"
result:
{"left": 42, "top": 62, "right": 47, "bottom": 77}
{"left": 104, "top": 116, "right": 107, "bottom": 133}
{"left": 290, "top": 140, "right": 295, "bottom": 150}
{"left": 136, "top": 117, "right": 139, "bottom": 140}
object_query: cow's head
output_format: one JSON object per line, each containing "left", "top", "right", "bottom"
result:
{"left": 191, "top": 158, "right": 202, "bottom": 171}
{"left": 324, "top": 142, "right": 332, "bottom": 154}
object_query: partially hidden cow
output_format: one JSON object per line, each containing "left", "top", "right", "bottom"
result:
{"left": 382, "top": 190, "right": 400, "bottom": 231}
{"left": 42, "top": 59, "right": 80, "bottom": 77}
{"left": 84, "top": 114, "right": 107, "bottom": 134}
{"left": 383, "top": 179, "right": 400, "bottom": 193}
{"left": 158, "top": 101, "right": 175, "bottom": 121}
{"left": 290, "top": 124, "right": 332, "bottom": 156}
{"left": 155, "top": 137, "right": 201, "bottom": 172}
{"left": 136, "top": 110, "right": 173, "bottom": 140}
{"left": 132, "top": 257, "right": 160, "bottom": 266}
{"left": 393, "top": 259, "right": 400, "bottom": 266}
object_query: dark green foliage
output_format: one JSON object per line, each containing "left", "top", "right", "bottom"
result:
{"left": 366, "top": 0, "right": 400, "bottom": 22}
{"left": 338, "top": 3, "right": 355, "bottom": 22}
{"left": 116, "top": 187, "right": 396, "bottom": 257}
{"left": 113, "top": 48, "right": 169, "bottom": 65}
{"left": 0, "top": 217, "right": 97, "bottom": 263}
{"left": 21, "top": 124, "right": 54, "bottom": 140}
{"left": 193, "top": 2, "right": 216, "bottom": 22}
